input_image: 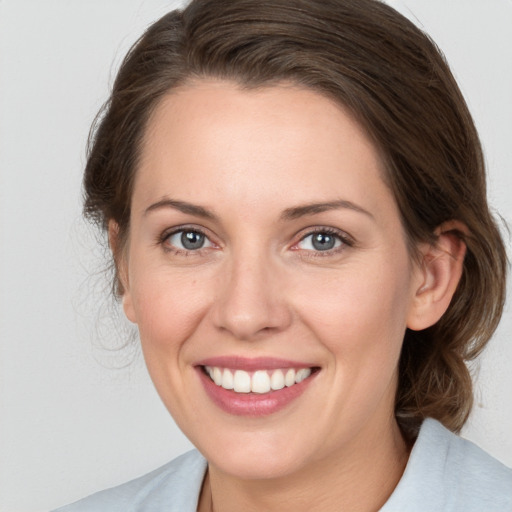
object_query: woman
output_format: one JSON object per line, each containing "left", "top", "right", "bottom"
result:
{"left": 54, "top": 0, "right": 511, "bottom": 510}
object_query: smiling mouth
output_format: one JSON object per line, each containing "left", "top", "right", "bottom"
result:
{"left": 203, "top": 366, "right": 316, "bottom": 394}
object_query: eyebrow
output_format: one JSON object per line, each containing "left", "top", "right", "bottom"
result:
{"left": 144, "top": 198, "right": 373, "bottom": 221}
{"left": 144, "top": 199, "right": 218, "bottom": 220}
{"left": 281, "top": 200, "right": 374, "bottom": 220}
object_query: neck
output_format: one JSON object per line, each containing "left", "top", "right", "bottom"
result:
{"left": 198, "top": 416, "right": 410, "bottom": 512}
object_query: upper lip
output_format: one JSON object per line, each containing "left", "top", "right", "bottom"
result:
{"left": 195, "top": 356, "right": 316, "bottom": 371}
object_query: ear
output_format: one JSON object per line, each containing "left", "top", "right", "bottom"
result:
{"left": 108, "top": 220, "right": 136, "bottom": 323}
{"left": 407, "top": 221, "right": 467, "bottom": 331}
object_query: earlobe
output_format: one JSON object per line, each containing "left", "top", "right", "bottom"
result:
{"left": 407, "top": 221, "right": 467, "bottom": 331}
{"left": 122, "top": 292, "right": 137, "bottom": 324}
{"left": 108, "top": 220, "right": 137, "bottom": 324}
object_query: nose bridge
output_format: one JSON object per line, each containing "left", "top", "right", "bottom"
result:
{"left": 212, "top": 242, "right": 291, "bottom": 340}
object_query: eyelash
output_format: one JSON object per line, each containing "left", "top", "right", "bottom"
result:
{"left": 157, "top": 226, "right": 354, "bottom": 257}
{"left": 293, "top": 227, "right": 354, "bottom": 258}
{"left": 158, "top": 225, "right": 214, "bottom": 256}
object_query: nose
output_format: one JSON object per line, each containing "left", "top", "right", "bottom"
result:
{"left": 211, "top": 250, "right": 293, "bottom": 341}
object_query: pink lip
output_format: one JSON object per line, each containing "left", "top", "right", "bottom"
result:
{"left": 195, "top": 358, "right": 319, "bottom": 417}
{"left": 195, "top": 356, "right": 314, "bottom": 371}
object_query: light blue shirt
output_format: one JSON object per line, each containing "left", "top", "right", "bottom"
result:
{"left": 53, "top": 418, "right": 512, "bottom": 511}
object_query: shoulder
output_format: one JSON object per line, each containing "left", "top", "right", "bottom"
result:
{"left": 382, "top": 418, "right": 512, "bottom": 511}
{"left": 52, "top": 450, "right": 207, "bottom": 512}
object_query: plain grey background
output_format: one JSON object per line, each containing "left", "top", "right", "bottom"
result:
{"left": 0, "top": 1, "right": 511, "bottom": 511}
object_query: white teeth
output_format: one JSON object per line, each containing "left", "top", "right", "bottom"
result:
{"left": 205, "top": 366, "right": 313, "bottom": 394}
{"left": 285, "top": 368, "right": 296, "bottom": 387}
{"left": 295, "top": 368, "right": 311, "bottom": 383}
{"left": 221, "top": 369, "right": 234, "bottom": 390}
{"left": 270, "top": 369, "right": 285, "bottom": 390}
{"left": 213, "top": 367, "right": 223, "bottom": 386}
{"left": 233, "top": 370, "right": 251, "bottom": 393}
{"left": 252, "top": 370, "right": 271, "bottom": 394}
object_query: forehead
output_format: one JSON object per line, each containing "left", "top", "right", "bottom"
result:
{"left": 134, "top": 80, "right": 394, "bottom": 220}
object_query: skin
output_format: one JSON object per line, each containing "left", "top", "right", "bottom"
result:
{"left": 117, "top": 80, "right": 466, "bottom": 512}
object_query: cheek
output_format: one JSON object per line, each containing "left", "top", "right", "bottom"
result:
{"left": 295, "top": 258, "right": 413, "bottom": 360}
{"left": 129, "top": 265, "right": 213, "bottom": 353}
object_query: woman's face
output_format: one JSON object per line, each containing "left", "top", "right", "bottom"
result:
{"left": 121, "top": 80, "right": 424, "bottom": 479}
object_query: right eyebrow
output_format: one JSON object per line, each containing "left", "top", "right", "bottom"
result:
{"left": 280, "top": 199, "right": 374, "bottom": 221}
{"left": 143, "top": 198, "right": 218, "bottom": 221}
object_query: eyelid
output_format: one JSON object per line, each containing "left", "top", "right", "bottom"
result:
{"left": 291, "top": 226, "right": 354, "bottom": 254}
{"left": 168, "top": 230, "right": 213, "bottom": 250}
{"left": 158, "top": 224, "right": 218, "bottom": 254}
{"left": 157, "top": 224, "right": 353, "bottom": 256}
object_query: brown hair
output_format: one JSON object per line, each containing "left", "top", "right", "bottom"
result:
{"left": 84, "top": 0, "right": 507, "bottom": 435}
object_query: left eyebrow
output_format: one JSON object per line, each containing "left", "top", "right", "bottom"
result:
{"left": 143, "top": 198, "right": 218, "bottom": 221}
{"left": 280, "top": 200, "right": 374, "bottom": 221}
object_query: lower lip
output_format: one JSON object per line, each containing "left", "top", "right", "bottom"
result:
{"left": 197, "top": 368, "right": 318, "bottom": 417}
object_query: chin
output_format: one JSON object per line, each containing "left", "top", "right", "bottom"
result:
{"left": 210, "top": 449, "right": 305, "bottom": 481}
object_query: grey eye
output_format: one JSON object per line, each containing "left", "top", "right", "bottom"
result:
{"left": 298, "top": 232, "right": 342, "bottom": 251}
{"left": 167, "top": 230, "right": 212, "bottom": 251}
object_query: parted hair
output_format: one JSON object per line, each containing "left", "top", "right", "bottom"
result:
{"left": 84, "top": 0, "right": 507, "bottom": 436}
